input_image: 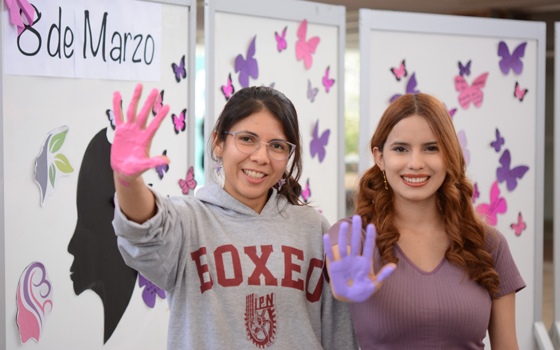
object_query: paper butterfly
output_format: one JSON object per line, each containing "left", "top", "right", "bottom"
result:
{"left": 310, "top": 120, "right": 330, "bottom": 163}
{"left": 511, "top": 212, "right": 526, "bottom": 236}
{"left": 490, "top": 128, "right": 505, "bottom": 153}
{"left": 457, "top": 130, "right": 470, "bottom": 166}
{"left": 220, "top": 73, "right": 235, "bottom": 101}
{"left": 389, "top": 72, "right": 419, "bottom": 103}
{"left": 458, "top": 60, "right": 472, "bottom": 77}
{"left": 514, "top": 81, "right": 528, "bottom": 102}
{"left": 295, "top": 19, "right": 320, "bottom": 70}
{"left": 5, "top": 0, "right": 35, "bottom": 35}
{"left": 106, "top": 109, "right": 116, "bottom": 130}
{"left": 475, "top": 181, "right": 507, "bottom": 226}
{"left": 171, "top": 108, "right": 187, "bottom": 134}
{"left": 235, "top": 35, "right": 259, "bottom": 88}
{"left": 171, "top": 55, "right": 187, "bottom": 83}
{"left": 275, "top": 26, "right": 287, "bottom": 52}
{"left": 301, "top": 178, "right": 311, "bottom": 203}
{"left": 498, "top": 41, "right": 527, "bottom": 75}
{"left": 307, "top": 79, "right": 319, "bottom": 103}
{"left": 152, "top": 90, "right": 165, "bottom": 117}
{"left": 472, "top": 182, "right": 480, "bottom": 204}
{"left": 322, "top": 66, "right": 335, "bottom": 93}
{"left": 390, "top": 59, "right": 407, "bottom": 81}
{"left": 156, "top": 150, "right": 169, "bottom": 180}
{"left": 179, "top": 166, "right": 197, "bottom": 195}
{"left": 454, "top": 72, "right": 489, "bottom": 109}
{"left": 139, "top": 273, "right": 166, "bottom": 308}
{"left": 496, "top": 149, "right": 529, "bottom": 192}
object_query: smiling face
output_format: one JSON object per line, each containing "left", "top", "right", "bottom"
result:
{"left": 373, "top": 114, "right": 446, "bottom": 207}
{"left": 213, "top": 109, "right": 289, "bottom": 213}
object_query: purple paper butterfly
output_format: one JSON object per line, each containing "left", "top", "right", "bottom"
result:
{"left": 390, "top": 72, "right": 419, "bottom": 103}
{"left": 497, "top": 41, "right": 527, "bottom": 75}
{"left": 307, "top": 79, "right": 319, "bottom": 102}
{"left": 458, "top": 60, "right": 471, "bottom": 77}
{"left": 310, "top": 120, "right": 330, "bottom": 163}
{"left": 156, "top": 150, "right": 169, "bottom": 180}
{"left": 496, "top": 149, "right": 529, "bottom": 191}
{"left": 490, "top": 128, "right": 505, "bottom": 153}
{"left": 234, "top": 35, "right": 259, "bottom": 88}
{"left": 275, "top": 26, "right": 287, "bottom": 52}
{"left": 171, "top": 55, "right": 186, "bottom": 83}
{"left": 138, "top": 273, "right": 166, "bottom": 308}
{"left": 472, "top": 182, "right": 480, "bottom": 203}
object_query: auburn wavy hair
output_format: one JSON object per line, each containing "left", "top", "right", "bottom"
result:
{"left": 354, "top": 93, "right": 500, "bottom": 297}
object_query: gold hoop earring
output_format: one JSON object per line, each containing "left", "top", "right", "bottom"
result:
{"left": 382, "top": 171, "right": 388, "bottom": 190}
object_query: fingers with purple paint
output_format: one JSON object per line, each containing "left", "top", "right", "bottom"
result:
{"left": 111, "top": 83, "right": 170, "bottom": 180}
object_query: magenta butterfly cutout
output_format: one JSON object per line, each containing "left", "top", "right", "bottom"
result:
{"left": 472, "top": 182, "right": 480, "bottom": 203}
{"left": 498, "top": 41, "right": 527, "bottom": 75}
{"left": 106, "top": 109, "right": 116, "bottom": 130}
{"left": 322, "top": 66, "right": 335, "bottom": 93}
{"left": 171, "top": 55, "right": 186, "bottom": 83}
{"left": 454, "top": 72, "right": 489, "bottom": 109}
{"left": 457, "top": 130, "right": 470, "bottom": 167}
{"left": 152, "top": 90, "right": 164, "bottom": 116}
{"left": 179, "top": 166, "right": 197, "bottom": 194}
{"left": 390, "top": 59, "right": 407, "bottom": 81}
{"left": 475, "top": 181, "right": 507, "bottom": 226}
{"left": 307, "top": 79, "right": 319, "bottom": 102}
{"left": 310, "top": 120, "right": 330, "bottom": 163}
{"left": 171, "top": 108, "right": 186, "bottom": 134}
{"left": 458, "top": 60, "right": 471, "bottom": 77}
{"left": 138, "top": 273, "right": 166, "bottom": 308}
{"left": 514, "top": 81, "right": 528, "bottom": 102}
{"left": 295, "top": 19, "right": 320, "bottom": 70}
{"left": 221, "top": 73, "right": 235, "bottom": 101}
{"left": 496, "top": 149, "right": 529, "bottom": 192}
{"left": 301, "top": 178, "right": 311, "bottom": 203}
{"left": 275, "top": 26, "right": 287, "bottom": 52}
{"left": 156, "top": 150, "right": 169, "bottom": 180}
{"left": 511, "top": 212, "right": 526, "bottom": 236}
{"left": 390, "top": 72, "right": 419, "bottom": 103}
{"left": 234, "top": 35, "right": 259, "bottom": 88}
{"left": 5, "top": 0, "right": 35, "bottom": 35}
{"left": 490, "top": 128, "right": 505, "bottom": 153}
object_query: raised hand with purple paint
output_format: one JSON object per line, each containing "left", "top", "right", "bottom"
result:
{"left": 111, "top": 83, "right": 170, "bottom": 180}
{"left": 323, "top": 214, "right": 396, "bottom": 303}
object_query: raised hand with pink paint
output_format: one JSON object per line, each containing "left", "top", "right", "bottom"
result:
{"left": 111, "top": 83, "right": 170, "bottom": 179}
{"left": 323, "top": 214, "right": 396, "bottom": 303}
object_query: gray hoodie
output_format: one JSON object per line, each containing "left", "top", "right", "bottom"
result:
{"left": 113, "top": 182, "right": 358, "bottom": 350}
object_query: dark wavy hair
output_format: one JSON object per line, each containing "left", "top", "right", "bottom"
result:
{"left": 210, "top": 86, "right": 303, "bottom": 205}
{"left": 355, "top": 93, "right": 500, "bottom": 297}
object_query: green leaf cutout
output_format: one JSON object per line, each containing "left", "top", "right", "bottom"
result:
{"left": 54, "top": 154, "right": 74, "bottom": 173}
{"left": 49, "top": 129, "right": 68, "bottom": 153}
{"left": 49, "top": 163, "right": 56, "bottom": 187}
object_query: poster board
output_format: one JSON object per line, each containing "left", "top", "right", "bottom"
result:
{"left": 0, "top": 0, "right": 196, "bottom": 348}
{"left": 359, "top": 9, "right": 549, "bottom": 349}
{"left": 205, "top": 0, "right": 345, "bottom": 224}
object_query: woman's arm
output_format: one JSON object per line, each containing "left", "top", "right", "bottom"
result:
{"left": 488, "top": 292, "right": 519, "bottom": 350}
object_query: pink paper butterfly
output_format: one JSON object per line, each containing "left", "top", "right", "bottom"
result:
{"left": 322, "top": 66, "right": 335, "bottom": 93}
{"left": 454, "top": 72, "right": 489, "bottom": 109}
{"left": 307, "top": 79, "right": 319, "bottom": 102}
{"left": 171, "top": 55, "right": 187, "bottom": 83}
{"left": 498, "top": 41, "right": 527, "bottom": 75}
{"left": 275, "top": 26, "right": 287, "bottom": 52}
{"left": 490, "top": 128, "right": 505, "bottom": 153}
{"left": 475, "top": 181, "right": 507, "bottom": 226}
{"left": 301, "top": 178, "right": 311, "bottom": 203}
{"left": 171, "top": 109, "right": 186, "bottom": 134}
{"left": 390, "top": 59, "right": 407, "bottom": 81}
{"left": 511, "top": 212, "right": 526, "bottom": 236}
{"left": 156, "top": 150, "right": 169, "bottom": 180}
{"left": 5, "top": 0, "right": 35, "bottom": 35}
{"left": 179, "top": 166, "right": 197, "bottom": 194}
{"left": 152, "top": 90, "right": 165, "bottom": 116}
{"left": 295, "top": 19, "right": 320, "bottom": 70}
{"left": 472, "top": 182, "right": 480, "bottom": 203}
{"left": 310, "top": 120, "right": 330, "bottom": 163}
{"left": 221, "top": 73, "right": 235, "bottom": 101}
{"left": 514, "top": 81, "right": 528, "bottom": 102}
{"left": 457, "top": 130, "right": 470, "bottom": 167}
{"left": 235, "top": 35, "right": 259, "bottom": 88}
{"left": 390, "top": 72, "right": 419, "bottom": 103}
{"left": 458, "top": 60, "right": 471, "bottom": 77}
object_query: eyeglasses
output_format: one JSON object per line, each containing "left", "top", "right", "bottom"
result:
{"left": 224, "top": 131, "right": 296, "bottom": 160}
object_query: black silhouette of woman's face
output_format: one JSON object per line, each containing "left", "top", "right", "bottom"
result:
{"left": 68, "top": 128, "right": 137, "bottom": 343}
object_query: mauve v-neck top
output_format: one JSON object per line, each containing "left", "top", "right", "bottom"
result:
{"left": 327, "top": 218, "right": 525, "bottom": 350}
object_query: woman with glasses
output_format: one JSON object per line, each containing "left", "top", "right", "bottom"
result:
{"left": 110, "top": 84, "right": 358, "bottom": 350}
